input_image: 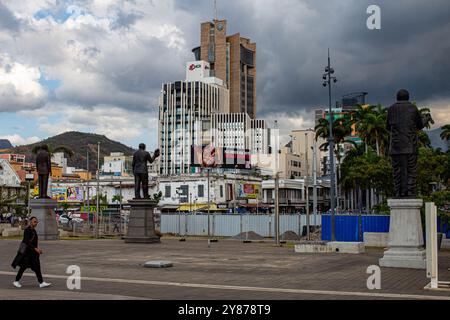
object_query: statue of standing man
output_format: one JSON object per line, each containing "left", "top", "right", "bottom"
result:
{"left": 132, "top": 144, "right": 160, "bottom": 199}
{"left": 36, "top": 145, "right": 52, "bottom": 199}
{"left": 387, "top": 89, "right": 431, "bottom": 198}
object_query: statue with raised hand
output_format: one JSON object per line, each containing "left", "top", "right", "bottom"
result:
{"left": 132, "top": 144, "right": 160, "bottom": 199}
{"left": 387, "top": 89, "right": 431, "bottom": 198}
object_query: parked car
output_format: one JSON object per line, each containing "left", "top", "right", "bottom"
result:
{"left": 58, "top": 214, "right": 84, "bottom": 226}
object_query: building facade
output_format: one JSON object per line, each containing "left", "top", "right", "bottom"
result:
{"left": 192, "top": 19, "right": 256, "bottom": 119}
{"left": 102, "top": 152, "right": 133, "bottom": 177}
{"left": 158, "top": 61, "right": 230, "bottom": 176}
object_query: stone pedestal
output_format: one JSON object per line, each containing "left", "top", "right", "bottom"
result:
{"left": 379, "top": 199, "right": 426, "bottom": 269}
{"left": 30, "top": 199, "right": 59, "bottom": 241}
{"left": 124, "top": 199, "right": 161, "bottom": 244}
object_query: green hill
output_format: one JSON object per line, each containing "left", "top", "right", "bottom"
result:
{"left": 9, "top": 132, "right": 136, "bottom": 173}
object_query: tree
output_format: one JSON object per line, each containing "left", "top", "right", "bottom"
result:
{"left": 151, "top": 191, "right": 163, "bottom": 204}
{"left": 352, "top": 104, "right": 388, "bottom": 156}
{"left": 418, "top": 107, "right": 435, "bottom": 130}
{"left": 418, "top": 131, "right": 432, "bottom": 149}
{"left": 112, "top": 195, "right": 123, "bottom": 204}
{"left": 417, "top": 147, "right": 447, "bottom": 196}
{"left": 32, "top": 144, "right": 74, "bottom": 158}
{"left": 440, "top": 124, "right": 450, "bottom": 141}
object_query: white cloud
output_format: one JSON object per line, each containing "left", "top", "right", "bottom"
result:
{"left": 0, "top": 53, "right": 47, "bottom": 111}
{"left": 0, "top": 134, "right": 41, "bottom": 146}
{"left": 261, "top": 110, "right": 316, "bottom": 145}
{"left": 28, "top": 103, "right": 158, "bottom": 146}
{"left": 0, "top": 0, "right": 193, "bottom": 114}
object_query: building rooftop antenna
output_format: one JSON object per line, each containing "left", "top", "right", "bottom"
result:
{"left": 214, "top": 0, "right": 218, "bottom": 21}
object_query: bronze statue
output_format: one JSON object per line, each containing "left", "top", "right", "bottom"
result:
{"left": 35, "top": 145, "right": 52, "bottom": 199}
{"left": 387, "top": 89, "right": 431, "bottom": 198}
{"left": 132, "top": 144, "right": 160, "bottom": 199}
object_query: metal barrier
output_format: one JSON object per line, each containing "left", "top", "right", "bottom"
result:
{"left": 160, "top": 213, "right": 321, "bottom": 237}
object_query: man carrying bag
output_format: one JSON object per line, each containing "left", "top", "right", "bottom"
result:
{"left": 11, "top": 216, "right": 51, "bottom": 288}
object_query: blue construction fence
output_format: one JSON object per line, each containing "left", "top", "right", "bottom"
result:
{"left": 322, "top": 215, "right": 450, "bottom": 242}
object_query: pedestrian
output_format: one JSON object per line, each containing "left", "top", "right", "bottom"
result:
{"left": 11, "top": 216, "right": 51, "bottom": 288}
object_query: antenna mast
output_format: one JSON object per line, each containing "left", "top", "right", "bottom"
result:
{"left": 214, "top": 0, "right": 218, "bottom": 21}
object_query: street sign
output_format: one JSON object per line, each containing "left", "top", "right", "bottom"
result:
{"left": 25, "top": 173, "right": 34, "bottom": 181}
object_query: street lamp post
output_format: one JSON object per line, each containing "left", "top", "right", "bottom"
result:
{"left": 312, "top": 143, "right": 318, "bottom": 228}
{"left": 96, "top": 142, "right": 100, "bottom": 239}
{"left": 207, "top": 168, "right": 211, "bottom": 239}
{"left": 322, "top": 49, "right": 338, "bottom": 242}
{"left": 86, "top": 149, "right": 90, "bottom": 231}
{"left": 305, "top": 132, "right": 310, "bottom": 240}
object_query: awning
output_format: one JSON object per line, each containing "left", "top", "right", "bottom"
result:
{"left": 178, "top": 203, "right": 227, "bottom": 211}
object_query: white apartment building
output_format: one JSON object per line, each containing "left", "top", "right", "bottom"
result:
{"left": 158, "top": 61, "right": 230, "bottom": 176}
{"left": 102, "top": 152, "right": 133, "bottom": 177}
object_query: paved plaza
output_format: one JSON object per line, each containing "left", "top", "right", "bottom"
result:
{"left": 0, "top": 237, "right": 449, "bottom": 300}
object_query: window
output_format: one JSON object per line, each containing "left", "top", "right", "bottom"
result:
{"left": 165, "top": 186, "right": 171, "bottom": 198}
{"left": 198, "top": 185, "right": 204, "bottom": 198}
{"left": 220, "top": 185, "right": 224, "bottom": 198}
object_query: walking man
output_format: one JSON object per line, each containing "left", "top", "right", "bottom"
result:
{"left": 132, "top": 144, "right": 160, "bottom": 199}
{"left": 11, "top": 216, "right": 51, "bottom": 288}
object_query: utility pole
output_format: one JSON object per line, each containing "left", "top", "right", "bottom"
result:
{"left": 119, "top": 180, "right": 123, "bottom": 236}
{"left": 275, "top": 171, "right": 280, "bottom": 246}
{"left": 273, "top": 120, "right": 281, "bottom": 246}
{"left": 234, "top": 165, "right": 238, "bottom": 215}
{"left": 322, "top": 49, "right": 338, "bottom": 242}
{"left": 96, "top": 142, "right": 100, "bottom": 239}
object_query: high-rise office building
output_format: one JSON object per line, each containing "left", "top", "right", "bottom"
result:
{"left": 158, "top": 61, "right": 229, "bottom": 176}
{"left": 192, "top": 19, "right": 257, "bottom": 119}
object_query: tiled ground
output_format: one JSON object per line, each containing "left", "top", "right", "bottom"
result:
{"left": 0, "top": 238, "right": 449, "bottom": 300}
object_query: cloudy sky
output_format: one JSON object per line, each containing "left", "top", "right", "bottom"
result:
{"left": 1, "top": 0, "right": 449, "bottom": 149}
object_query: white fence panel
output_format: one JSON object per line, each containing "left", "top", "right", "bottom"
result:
{"left": 161, "top": 214, "right": 322, "bottom": 237}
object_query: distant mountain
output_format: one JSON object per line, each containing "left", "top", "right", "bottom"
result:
{"left": 428, "top": 128, "right": 449, "bottom": 152}
{"left": 9, "top": 132, "right": 136, "bottom": 172}
{"left": 0, "top": 139, "right": 12, "bottom": 149}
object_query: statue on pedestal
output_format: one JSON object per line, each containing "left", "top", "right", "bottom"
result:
{"left": 35, "top": 145, "right": 52, "bottom": 199}
{"left": 132, "top": 143, "right": 160, "bottom": 199}
{"left": 387, "top": 89, "right": 431, "bottom": 198}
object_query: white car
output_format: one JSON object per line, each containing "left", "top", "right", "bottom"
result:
{"left": 58, "top": 214, "right": 84, "bottom": 226}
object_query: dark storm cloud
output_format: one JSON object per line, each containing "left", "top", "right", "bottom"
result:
{"left": 175, "top": 0, "right": 450, "bottom": 116}
{"left": 0, "top": 2, "right": 20, "bottom": 32}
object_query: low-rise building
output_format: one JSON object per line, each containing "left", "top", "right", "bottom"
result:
{"left": 262, "top": 178, "right": 330, "bottom": 214}
{"left": 158, "top": 172, "right": 262, "bottom": 213}
{"left": 102, "top": 152, "right": 133, "bottom": 177}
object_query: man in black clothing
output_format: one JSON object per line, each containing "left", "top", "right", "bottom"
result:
{"left": 36, "top": 145, "right": 52, "bottom": 199}
{"left": 132, "top": 144, "right": 160, "bottom": 199}
{"left": 11, "top": 217, "right": 51, "bottom": 288}
{"left": 387, "top": 89, "right": 431, "bottom": 198}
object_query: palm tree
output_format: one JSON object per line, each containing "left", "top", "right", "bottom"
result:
{"left": 32, "top": 144, "right": 74, "bottom": 158}
{"left": 315, "top": 116, "right": 356, "bottom": 154}
{"left": 353, "top": 104, "right": 388, "bottom": 156}
{"left": 418, "top": 107, "right": 435, "bottom": 130}
{"left": 440, "top": 124, "right": 450, "bottom": 141}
